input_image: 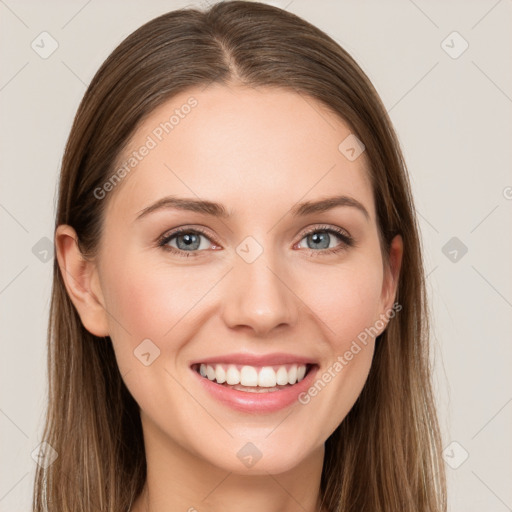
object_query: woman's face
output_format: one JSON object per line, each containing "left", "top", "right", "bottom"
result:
{"left": 66, "top": 84, "right": 402, "bottom": 475}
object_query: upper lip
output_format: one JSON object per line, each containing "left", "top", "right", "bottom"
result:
{"left": 189, "top": 352, "right": 318, "bottom": 367}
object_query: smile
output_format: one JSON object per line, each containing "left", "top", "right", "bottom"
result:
{"left": 190, "top": 359, "right": 319, "bottom": 413}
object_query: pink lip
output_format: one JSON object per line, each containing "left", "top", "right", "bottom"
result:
{"left": 190, "top": 363, "right": 319, "bottom": 413}
{"left": 189, "top": 352, "right": 317, "bottom": 367}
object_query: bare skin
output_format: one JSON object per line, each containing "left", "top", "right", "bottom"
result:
{"left": 56, "top": 83, "right": 402, "bottom": 512}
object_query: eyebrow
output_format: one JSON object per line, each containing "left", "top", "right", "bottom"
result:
{"left": 135, "top": 194, "right": 370, "bottom": 222}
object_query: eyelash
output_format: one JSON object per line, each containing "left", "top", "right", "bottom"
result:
{"left": 157, "top": 224, "right": 355, "bottom": 258}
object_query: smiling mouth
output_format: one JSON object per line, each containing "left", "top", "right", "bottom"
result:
{"left": 191, "top": 362, "right": 314, "bottom": 393}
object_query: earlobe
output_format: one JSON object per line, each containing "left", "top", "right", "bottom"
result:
{"left": 55, "top": 224, "right": 109, "bottom": 337}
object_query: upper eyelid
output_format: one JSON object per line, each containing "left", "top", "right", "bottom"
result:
{"left": 159, "top": 225, "right": 217, "bottom": 244}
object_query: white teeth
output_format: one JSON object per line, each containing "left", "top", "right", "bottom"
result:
{"left": 276, "top": 366, "right": 289, "bottom": 386}
{"left": 215, "top": 365, "right": 226, "bottom": 384}
{"left": 287, "top": 365, "right": 297, "bottom": 385}
{"left": 206, "top": 365, "right": 216, "bottom": 381}
{"left": 196, "top": 363, "right": 309, "bottom": 387}
{"left": 240, "top": 366, "right": 258, "bottom": 386}
{"left": 258, "top": 366, "right": 277, "bottom": 387}
{"left": 226, "top": 365, "right": 240, "bottom": 385}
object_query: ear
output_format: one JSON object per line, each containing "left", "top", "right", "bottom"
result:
{"left": 380, "top": 234, "right": 403, "bottom": 316}
{"left": 55, "top": 224, "right": 109, "bottom": 337}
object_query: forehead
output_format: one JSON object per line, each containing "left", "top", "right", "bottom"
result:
{"left": 105, "top": 84, "right": 374, "bottom": 222}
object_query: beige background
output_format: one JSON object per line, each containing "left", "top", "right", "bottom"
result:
{"left": 1, "top": 0, "right": 511, "bottom": 510}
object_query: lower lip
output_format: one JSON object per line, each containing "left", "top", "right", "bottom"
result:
{"left": 191, "top": 364, "right": 319, "bottom": 413}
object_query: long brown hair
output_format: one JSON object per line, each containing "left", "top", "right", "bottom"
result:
{"left": 33, "top": 2, "right": 446, "bottom": 510}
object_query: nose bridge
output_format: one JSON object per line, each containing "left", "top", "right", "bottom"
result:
{"left": 221, "top": 242, "right": 298, "bottom": 335}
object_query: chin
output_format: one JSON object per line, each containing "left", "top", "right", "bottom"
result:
{"left": 197, "top": 439, "right": 318, "bottom": 476}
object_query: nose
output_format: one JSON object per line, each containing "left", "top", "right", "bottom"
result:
{"left": 220, "top": 252, "right": 299, "bottom": 337}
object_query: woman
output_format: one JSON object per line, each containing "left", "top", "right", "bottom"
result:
{"left": 33, "top": 1, "right": 447, "bottom": 511}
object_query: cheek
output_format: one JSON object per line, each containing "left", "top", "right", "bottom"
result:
{"left": 100, "top": 254, "right": 202, "bottom": 414}
{"left": 100, "top": 251, "right": 222, "bottom": 376}
{"left": 301, "top": 257, "right": 384, "bottom": 349}
{"left": 98, "top": 254, "right": 171, "bottom": 376}
{"left": 293, "top": 262, "right": 383, "bottom": 434}
{"left": 102, "top": 253, "right": 202, "bottom": 337}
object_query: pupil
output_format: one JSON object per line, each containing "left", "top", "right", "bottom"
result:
{"left": 310, "top": 232, "right": 329, "bottom": 249}
{"left": 178, "top": 233, "right": 200, "bottom": 250}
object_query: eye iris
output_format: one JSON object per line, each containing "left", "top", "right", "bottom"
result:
{"left": 308, "top": 232, "right": 330, "bottom": 250}
{"left": 177, "top": 232, "right": 200, "bottom": 250}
